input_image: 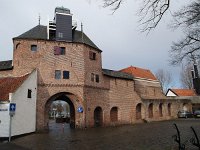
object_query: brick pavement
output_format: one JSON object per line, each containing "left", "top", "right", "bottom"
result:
{"left": 1, "top": 119, "right": 200, "bottom": 150}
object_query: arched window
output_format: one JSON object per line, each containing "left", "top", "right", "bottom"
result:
{"left": 183, "top": 103, "right": 189, "bottom": 111}
{"left": 148, "top": 103, "right": 153, "bottom": 118}
{"left": 168, "top": 103, "right": 171, "bottom": 116}
{"left": 94, "top": 107, "right": 103, "bottom": 127}
{"left": 159, "top": 103, "right": 163, "bottom": 117}
{"left": 136, "top": 103, "right": 142, "bottom": 119}
{"left": 110, "top": 107, "right": 118, "bottom": 122}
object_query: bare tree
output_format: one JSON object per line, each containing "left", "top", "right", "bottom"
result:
{"left": 138, "top": 0, "right": 170, "bottom": 32}
{"left": 103, "top": 0, "right": 124, "bottom": 12}
{"left": 180, "top": 64, "right": 193, "bottom": 89}
{"left": 103, "top": 0, "right": 170, "bottom": 32}
{"left": 155, "top": 69, "right": 172, "bottom": 92}
{"left": 103, "top": 0, "right": 200, "bottom": 64}
{"left": 169, "top": 0, "right": 200, "bottom": 65}
{"left": 56, "top": 101, "right": 64, "bottom": 117}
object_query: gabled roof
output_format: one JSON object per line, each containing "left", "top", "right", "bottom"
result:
{"left": 0, "top": 60, "right": 13, "bottom": 71}
{"left": 120, "top": 66, "right": 157, "bottom": 80}
{"left": 13, "top": 25, "right": 100, "bottom": 51}
{"left": 0, "top": 75, "right": 29, "bottom": 101}
{"left": 168, "top": 89, "right": 197, "bottom": 96}
{"left": 102, "top": 69, "right": 133, "bottom": 80}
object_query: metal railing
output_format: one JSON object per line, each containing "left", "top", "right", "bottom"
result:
{"left": 172, "top": 123, "right": 200, "bottom": 150}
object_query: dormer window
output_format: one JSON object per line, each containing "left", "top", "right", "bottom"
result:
{"left": 31, "top": 45, "right": 37, "bottom": 51}
{"left": 58, "top": 32, "right": 63, "bottom": 38}
{"left": 89, "top": 51, "right": 96, "bottom": 60}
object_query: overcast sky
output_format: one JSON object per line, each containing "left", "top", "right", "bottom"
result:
{"left": 1, "top": 0, "right": 187, "bottom": 88}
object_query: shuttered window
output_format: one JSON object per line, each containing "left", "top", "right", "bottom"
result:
{"left": 54, "top": 46, "right": 65, "bottom": 55}
{"left": 91, "top": 73, "right": 100, "bottom": 83}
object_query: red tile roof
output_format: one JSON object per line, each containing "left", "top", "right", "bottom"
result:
{"left": 0, "top": 75, "right": 29, "bottom": 101}
{"left": 120, "top": 66, "right": 157, "bottom": 80}
{"left": 170, "top": 89, "right": 197, "bottom": 96}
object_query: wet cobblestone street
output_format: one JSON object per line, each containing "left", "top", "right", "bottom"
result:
{"left": 1, "top": 119, "right": 200, "bottom": 150}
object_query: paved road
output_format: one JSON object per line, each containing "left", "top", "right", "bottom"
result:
{"left": 1, "top": 119, "right": 200, "bottom": 150}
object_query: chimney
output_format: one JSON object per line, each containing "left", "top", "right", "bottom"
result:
{"left": 194, "top": 63, "right": 199, "bottom": 78}
{"left": 192, "top": 63, "right": 200, "bottom": 95}
{"left": 55, "top": 7, "right": 72, "bottom": 41}
{"left": 191, "top": 70, "right": 195, "bottom": 79}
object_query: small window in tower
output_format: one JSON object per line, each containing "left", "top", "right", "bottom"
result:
{"left": 60, "top": 47, "right": 66, "bottom": 55}
{"left": 31, "top": 45, "right": 37, "bottom": 51}
{"left": 89, "top": 51, "right": 96, "bottom": 60}
{"left": 96, "top": 74, "right": 99, "bottom": 83}
{"left": 91, "top": 73, "right": 95, "bottom": 82}
{"left": 27, "top": 89, "right": 32, "bottom": 98}
{"left": 55, "top": 70, "right": 61, "bottom": 79}
{"left": 16, "top": 43, "right": 20, "bottom": 49}
{"left": 63, "top": 71, "right": 70, "bottom": 79}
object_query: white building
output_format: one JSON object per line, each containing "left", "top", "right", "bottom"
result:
{"left": 0, "top": 70, "right": 37, "bottom": 137}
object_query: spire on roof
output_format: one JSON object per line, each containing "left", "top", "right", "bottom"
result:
{"left": 81, "top": 22, "right": 84, "bottom": 43}
{"left": 38, "top": 13, "right": 41, "bottom": 25}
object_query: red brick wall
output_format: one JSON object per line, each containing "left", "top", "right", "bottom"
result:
{"left": 7, "top": 38, "right": 190, "bottom": 130}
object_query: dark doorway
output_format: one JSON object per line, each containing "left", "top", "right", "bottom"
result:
{"left": 46, "top": 93, "right": 75, "bottom": 132}
{"left": 94, "top": 107, "right": 103, "bottom": 127}
{"left": 110, "top": 107, "right": 118, "bottom": 122}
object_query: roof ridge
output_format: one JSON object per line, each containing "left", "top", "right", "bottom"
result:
{"left": 120, "top": 66, "right": 157, "bottom": 80}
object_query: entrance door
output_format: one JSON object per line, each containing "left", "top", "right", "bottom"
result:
{"left": 94, "top": 107, "right": 103, "bottom": 127}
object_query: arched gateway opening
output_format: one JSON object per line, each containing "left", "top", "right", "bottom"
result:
{"left": 94, "top": 107, "right": 103, "bottom": 127}
{"left": 45, "top": 93, "right": 76, "bottom": 131}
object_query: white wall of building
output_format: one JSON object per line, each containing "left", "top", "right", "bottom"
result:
{"left": 10, "top": 70, "right": 37, "bottom": 136}
{"left": 0, "top": 103, "right": 9, "bottom": 137}
{"left": 166, "top": 90, "right": 177, "bottom": 97}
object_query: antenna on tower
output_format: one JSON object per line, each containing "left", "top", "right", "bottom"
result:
{"left": 38, "top": 13, "right": 41, "bottom": 25}
{"left": 81, "top": 22, "right": 84, "bottom": 43}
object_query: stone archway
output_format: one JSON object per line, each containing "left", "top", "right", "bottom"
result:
{"left": 148, "top": 103, "right": 153, "bottom": 118}
{"left": 168, "top": 103, "right": 171, "bottom": 116}
{"left": 136, "top": 103, "right": 145, "bottom": 120}
{"left": 183, "top": 103, "right": 190, "bottom": 111}
{"left": 45, "top": 92, "right": 76, "bottom": 130}
{"left": 94, "top": 107, "right": 103, "bottom": 127}
{"left": 110, "top": 107, "right": 118, "bottom": 122}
